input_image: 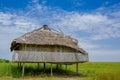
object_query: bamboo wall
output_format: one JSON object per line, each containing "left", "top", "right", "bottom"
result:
{"left": 12, "top": 51, "right": 88, "bottom": 63}
{"left": 12, "top": 44, "right": 88, "bottom": 63}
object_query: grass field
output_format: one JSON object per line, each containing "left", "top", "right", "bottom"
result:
{"left": 0, "top": 62, "right": 120, "bottom": 80}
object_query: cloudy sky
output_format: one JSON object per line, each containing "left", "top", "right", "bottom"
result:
{"left": 0, "top": 0, "right": 120, "bottom": 62}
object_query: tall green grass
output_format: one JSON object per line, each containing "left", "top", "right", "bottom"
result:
{"left": 0, "top": 62, "right": 120, "bottom": 80}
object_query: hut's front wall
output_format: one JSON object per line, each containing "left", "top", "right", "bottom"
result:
{"left": 12, "top": 44, "right": 88, "bottom": 63}
{"left": 12, "top": 51, "right": 88, "bottom": 63}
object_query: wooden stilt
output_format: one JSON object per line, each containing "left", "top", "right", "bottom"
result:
{"left": 38, "top": 63, "right": 39, "bottom": 70}
{"left": 50, "top": 63, "right": 53, "bottom": 76}
{"left": 59, "top": 64, "right": 62, "bottom": 69}
{"left": 44, "top": 63, "right": 46, "bottom": 70}
{"left": 76, "top": 63, "right": 78, "bottom": 75}
{"left": 20, "top": 63, "right": 22, "bottom": 70}
{"left": 66, "top": 64, "right": 67, "bottom": 73}
{"left": 18, "top": 63, "right": 19, "bottom": 68}
{"left": 22, "top": 63, "right": 25, "bottom": 77}
{"left": 68, "top": 65, "right": 70, "bottom": 71}
{"left": 56, "top": 64, "right": 58, "bottom": 70}
{"left": 20, "top": 63, "right": 21, "bottom": 67}
{"left": 60, "top": 64, "right": 62, "bottom": 67}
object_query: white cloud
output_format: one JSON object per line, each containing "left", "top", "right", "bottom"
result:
{"left": 0, "top": 12, "right": 40, "bottom": 34}
{"left": 110, "top": 11, "right": 120, "bottom": 17}
{"left": 51, "top": 12, "right": 120, "bottom": 40}
{"left": 77, "top": 39, "right": 100, "bottom": 50}
{"left": 0, "top": 12, "right": 13, "bottom": 25}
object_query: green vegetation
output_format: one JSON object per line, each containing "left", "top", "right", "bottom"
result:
{"left": 0, "top": 62, "right": 120, "bottom": 80}
{"left": 0, "top": 59, "right": 10, "bottom": 63}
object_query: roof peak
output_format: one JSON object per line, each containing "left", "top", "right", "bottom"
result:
{"left": 40, "top": 25, "right": 51, "bottom": 31}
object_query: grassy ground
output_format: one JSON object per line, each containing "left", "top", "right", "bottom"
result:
{"left": 0, "top": 62, "right": 120, "bottom": 80}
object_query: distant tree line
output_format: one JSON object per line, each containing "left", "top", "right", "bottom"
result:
{"left": 0, "top": 59, "right": 10, "bottom": 63}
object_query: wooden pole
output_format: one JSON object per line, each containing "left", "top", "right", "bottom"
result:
{"left": 44, "top": 63, "right": 46, "bottom": 70}
{"left": 56, "top": 64, "right": 58, "bottom": 70}
{"left": 66, "top": 64, "right": 67, "bottom": 73}
{"left": 76, "top": 63, "right": 78, "bottom": 75}
{"left": 22, "top": 63, "right": 25, "bottom": 77}
{"left": 20, "top": 62, "right": 22, "bottom": 70}
{"left": 18, "top": 63, "right": 19, "bottom": 68}
{"left": 20, "top": 63, "right": 21, "bottom": 67}
{"left": 50, "top": 63, "right": 53, "bottom": 76}
{"left": 59, "top": 64, "right": 62, "bottom": 69}
{"left": 38, "top": 63, "right": 39, "bottom": 71}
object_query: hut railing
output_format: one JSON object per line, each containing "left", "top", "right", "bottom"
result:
{"left": 12, "top": 51, "right": 88, "bottom": 63}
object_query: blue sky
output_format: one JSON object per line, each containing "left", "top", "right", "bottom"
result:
{"left": 0, "top": 0, "right": 120, "bottom": 62}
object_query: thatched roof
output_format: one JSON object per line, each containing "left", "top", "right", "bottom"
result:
{"left": 10, "top": 25, "right": 88, "bottom": 54}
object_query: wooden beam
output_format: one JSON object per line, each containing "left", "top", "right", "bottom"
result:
{"left": 50, "top": 63, "right": 53, "bottom": 76}
{"left": 22, "top": 63, "right": 25, "bottom": 77}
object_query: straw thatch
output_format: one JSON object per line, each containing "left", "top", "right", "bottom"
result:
{"left": 11, "top": 25, "right": 88, "bottom": 55}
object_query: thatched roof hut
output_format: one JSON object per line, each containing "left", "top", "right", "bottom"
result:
{"left": 10, "top": 25, "right": 88, "bottom": 76}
